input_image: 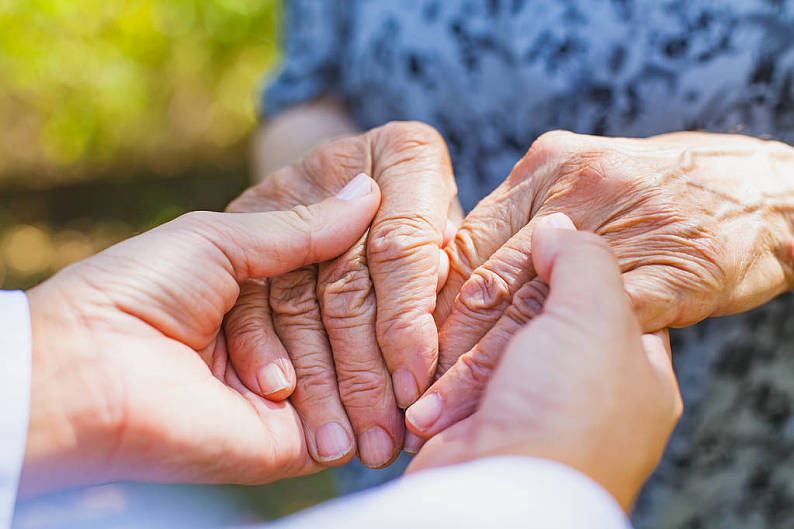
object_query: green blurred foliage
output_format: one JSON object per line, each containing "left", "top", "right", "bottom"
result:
{"left": 0, "top": 0, "right": 280, "bottom": 184}
{"left": 0, "top": 0, "right": 282, "bottom": 289}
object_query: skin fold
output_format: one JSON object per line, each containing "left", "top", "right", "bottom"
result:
{"left": 407, "top": 130, "right": 794, "bottom": 441}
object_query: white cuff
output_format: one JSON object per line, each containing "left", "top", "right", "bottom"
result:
{"left": 270, "top": 457, "right": 631, "bottom": 529}
{"left": 0, "top": 291, "right": 32, "bottom": 529}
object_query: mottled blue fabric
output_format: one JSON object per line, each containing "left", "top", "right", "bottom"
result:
{"left": 263, "top": 2, "right": 794, "bottom": 528}
{"left": 265, "top": 0, "right": 794, "bottom": 210}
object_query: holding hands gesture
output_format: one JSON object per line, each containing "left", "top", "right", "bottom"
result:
{"left": 27, "top": 122, "right": 794, "bottom": 503}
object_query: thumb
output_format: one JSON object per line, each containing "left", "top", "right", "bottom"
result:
{"left": 194, "top": 173, "right": 381, "bottom": 281}
{"left": 530, "top": 212, "right": 629, "bottom": 324}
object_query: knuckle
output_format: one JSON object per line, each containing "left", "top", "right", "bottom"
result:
{"left": 512, "top": 130, "right": 609, "bottom": 192}
{"left": 275, "top": 313, "right": 325, "bottom": 335}
{"left": 457, "top": 351, "right": 495, "bottom": 390}
{"left": 376, "top": 310, "right": 418, "bottom": 338}
{"left": 321, "top": 270, "right": 376, "bottom": 324}
{"left": 508, "top": 280, "right": 550, "bottom": 324}
{"left": 376, "top": 311, "right": 436, "bottom": 359}
{"left": 227, "top": 311, "right": 264, "bottom": 336}
{"left": 524, "top": 130, "right": 576, "bottom": 162}
{"left": 292, "top": 363, "right": 338, "bottom": 402}
{"left": 457, "top": 267, "right": 512, "bottom": 313}
{"left": 337, "top": 368, "right": 390, "bottom": 408}
{"left": 536, "top": 129, "right": 577, "bottom": 148}
{"left": 227, "top": 330, "right": 263, "bottom": 360}
{"left": 270, "top": 270, "right": 322, "bottom": 322}
{"left": 448, "top": 296, "right": 505, "bottom": 330}
{"left": 367, "top": 216, "right": 439, "bottom": 266}
{"left": 566, "top": 152, "right": 615, "bottom": 187}
{"left": 371, "top": 122, "right": 454, "bottom": 187}
{"left": 446, "top": 224, "right": 486, "bottom": 278}
{"left": 226, "top": 325, "right": 267, "bottom": 358}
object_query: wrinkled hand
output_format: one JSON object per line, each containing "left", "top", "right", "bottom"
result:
{"left": 409, "top": 215, "right": 682, "bottom": 511}
{"left": 225, "top": 122, "right": 458, "bottom": 468}
{"left": 408, "top": 130, "right": 794, "bottom": 440}
{"left": 21, "top": 177, "right": 380, "bottom": 496}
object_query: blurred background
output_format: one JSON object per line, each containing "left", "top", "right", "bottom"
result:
{"left": 0, "top": 0, "right": 276, "bottom": 290}
{"left": 2, "top": 0, "right": 352, "bottom": 526}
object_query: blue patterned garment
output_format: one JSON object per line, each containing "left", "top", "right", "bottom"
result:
{"left": 264, "top": 2, "right": 794, "bottom": 528}
{"left": 265, "top": 0, "right": 794, "bottom": 210}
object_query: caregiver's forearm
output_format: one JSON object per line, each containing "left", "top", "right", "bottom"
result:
{"left": 253, "top": 97, "right": 358, "bottom": 180}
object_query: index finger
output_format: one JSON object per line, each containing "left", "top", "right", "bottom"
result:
{"left": 365, "top": 122, "right": 457, "bottom": 408}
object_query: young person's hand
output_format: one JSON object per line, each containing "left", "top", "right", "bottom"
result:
{"left": 21, "top": 176, "right": 381, "bottom": 496}
{"left": 409, "top": 214, "right": 683, "bottom": 511}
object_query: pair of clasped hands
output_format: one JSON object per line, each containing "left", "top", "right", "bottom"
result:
{"left": 23, "top": 122, "right": 794, "bottom": 511}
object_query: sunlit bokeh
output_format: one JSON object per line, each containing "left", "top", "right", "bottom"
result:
{"left": 0, "top": 0, "right": 281, "bottom": 288}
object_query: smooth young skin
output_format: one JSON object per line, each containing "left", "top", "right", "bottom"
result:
{"left": 227, "top": 121, "right": 460, "bottom": 468}
{"left": 20, "top": 175, "right": 381, "bottom": 496}
{"left": 409, "top": 215, "right": 683, "bottom": 512}
{"left": 408, "top": 131, "right": 794, "bottom": 440}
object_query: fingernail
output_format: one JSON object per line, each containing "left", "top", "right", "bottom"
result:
{"left": 403, "top": 431, "right": 425, "bottom": 455}
{"left": 406, "top": 393, "right": 442, "bottom": 431}
{"left": 336, "top": 173, "right": 373, "bottom": 200}
{"left": 257, "top": 363, "right": 291, "bottom": 396}
{"left": 358, "top": 426, "right": 395, "bottom": 468}
{"left": 315, "top": 422, "right": 353, "bottom": 462}
{"left": 392, "top": 368, "right": 419, "bottom": 408}
{"left": 541, "top": 212, "right": 576, "bottom": 231}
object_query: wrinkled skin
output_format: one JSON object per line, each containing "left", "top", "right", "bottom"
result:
{"left": 408, "top": 130, "right": 794, "bottom": 440}
{"left": 408, "top": 216, "right": 682, "bottom": 512}
{"left": 226, "top": 121, "right": 458, "bottom": 468}
{"left": 21, "top": 183, "right": 381, "bottom": 496}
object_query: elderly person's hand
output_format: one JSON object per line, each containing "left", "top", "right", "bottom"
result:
{"left": 406, "top": 130, "right": 794, "bottom": 442}
{"left": 408, "top": 215, "right": 683, "bottom": 511}
{"left": 20, "top": 177, "right": 380, "bottom": 496}
{"left": 225, "top": 121, "right": 458, "bottom": 468}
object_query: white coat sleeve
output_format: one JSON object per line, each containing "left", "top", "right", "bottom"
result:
{"left": 0, "top": 291, "right": 32, "bottom": 529}
{"left": 266, "top": 457, "right": 632, "bottom": 529}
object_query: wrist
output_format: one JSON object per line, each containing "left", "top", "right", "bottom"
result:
{"left": 20, "top": 279, "right": 126, "bottom": 496}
